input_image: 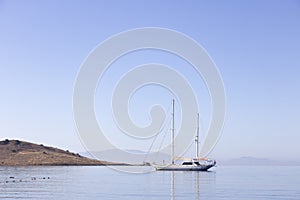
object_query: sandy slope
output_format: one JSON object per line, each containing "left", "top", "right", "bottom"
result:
{"left": 0, "top": 139, "right": 113, "bottom": 166}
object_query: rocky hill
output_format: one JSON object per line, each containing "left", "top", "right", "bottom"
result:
{"left": 0, "top": 139, "right": 115, "bottom": 166}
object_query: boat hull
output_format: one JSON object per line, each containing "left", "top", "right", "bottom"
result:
{"left": 155, "top": 164, "right": 215, "bottom": 171}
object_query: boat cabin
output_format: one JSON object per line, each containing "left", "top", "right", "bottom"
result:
{"left": 181, "top": 159, "right": 216, "bottom": 166}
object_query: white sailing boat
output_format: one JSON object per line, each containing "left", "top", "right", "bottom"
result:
{"left": 155, "top": 99, "right": 216, "bottom": 171}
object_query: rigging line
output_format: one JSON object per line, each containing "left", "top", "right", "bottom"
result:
{"left": 151, "top": 99, "right": 179, "bottom": 163}
{"left": 174, "top": 136, "right": 194, "bottom": 160}
{"left": 154, "top": 122, "right": 170, "bottom": 162}
{"left": 143, "top": 117, "right": 170, "bottom": 163}
{"left": 176, "top": 116, "right": 204, "bottom": 159}
{"left": 174, "top": 115, "right": 199, "bottom": 160}
{"left": 143, "top": 130, "right": 160, "bottom": 163}
{"left": 144, "top": 121, "right": 168, "bottom": 162}
{"left": 152, "top": 101, "right": 174, "bottom": 162}
{"left": 144, "top": 107, "right": 170, "bottom": 161}
{"left": 143, "top": 103, "right": 172, "bottom": 162}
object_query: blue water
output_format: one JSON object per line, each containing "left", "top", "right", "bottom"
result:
{"left": 0, "top": 166, "right": 299, "bottom": 199}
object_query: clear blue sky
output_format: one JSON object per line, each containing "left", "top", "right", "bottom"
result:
{"left": 0, "top": 0, "right": 299, "bottom": 161}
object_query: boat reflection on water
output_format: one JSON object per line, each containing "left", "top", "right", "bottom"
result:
{"left": 170, "top": 171, "right": 216, "bottom": 200}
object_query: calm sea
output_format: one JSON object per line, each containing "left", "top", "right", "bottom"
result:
{"left": 0, "top": 166, "right": 299, "bottom": 199}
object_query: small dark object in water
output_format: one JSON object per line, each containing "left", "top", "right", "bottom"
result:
{"left": 9, "top": 176, "right": 14, "bottom": 179}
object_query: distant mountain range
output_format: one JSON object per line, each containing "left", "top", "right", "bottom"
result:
{"left": 81, "top": 151, "right": 300, "bottom": 166}
{"left": 80, "top": 149, "right": 170, "bottom": 165}
{"left": 220, "top": 156, "right": 300, "bottom": 166}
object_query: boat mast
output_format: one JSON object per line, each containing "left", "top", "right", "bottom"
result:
{"left": 171, "top": 99, "right": 175, "bottom": 165}
{"left": 195, "top": 113, "right": 199, "bottom": 159}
